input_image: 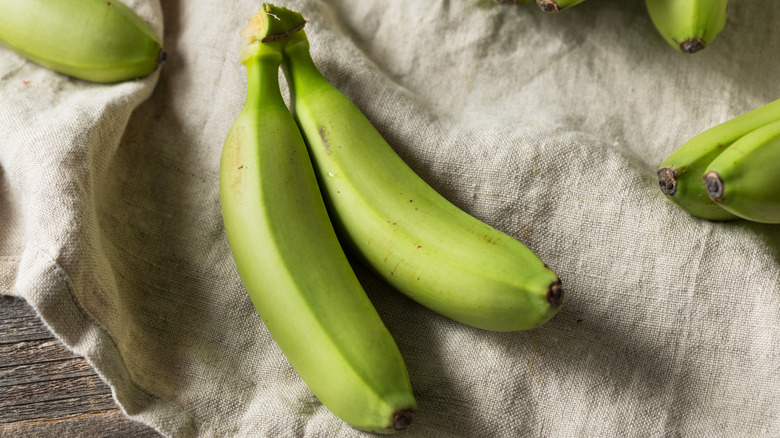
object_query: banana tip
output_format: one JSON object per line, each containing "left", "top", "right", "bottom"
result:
{"left": 679, "top": 38, "right": 706, "bottom": 54}
{"left": 392, "top": 409, "right": 415, "bottom": 431}
{"left": 657, "top": 168, "right": 677, "bottom": 196}
{"left": 703, "top": 171, "right": 724, "bottom": 200}
{"left": 157, "top": 48, "right": 167, "bottom": 65}
{"left": 547, "top": 279, "right": 563, "bottom": 308}
{"left": 537, "top": 0, "right": 560, "bottom": 13}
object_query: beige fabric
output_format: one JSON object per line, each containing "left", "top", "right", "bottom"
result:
{"left": 2, "top": 0, "right": 779, "bottom": 436}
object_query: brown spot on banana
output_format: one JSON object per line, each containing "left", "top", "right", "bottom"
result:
{"left": 317, "top": 126, "right": 331, "bottom": 155}
{"left": 228, "top": 126, "right": 245, "bottom": 191}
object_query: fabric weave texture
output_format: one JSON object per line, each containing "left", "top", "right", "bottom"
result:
{"left": 1, "top": 0, "right": 779, "bottom": 436}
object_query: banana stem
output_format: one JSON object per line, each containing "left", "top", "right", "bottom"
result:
{"left": 281, "top": 32, "right": 330, "bottom": 107}
{"left": 243, "top": 47, "right": 286, "bottom": 112}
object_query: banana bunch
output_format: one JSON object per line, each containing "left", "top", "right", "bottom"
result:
{"left": 221, "top": 2, "right": 564, "bottom": 431}
{"left": 658, "top": 98, "right": 780, "bottom": 223}
{"left": 645, "top": 0, "right": 729, "bottom": 53}
{"left": 220, "top": 6, "right": 415, "bottom": 433}
{"left": 0, "top": 0, "right": 163, "bottom": 83}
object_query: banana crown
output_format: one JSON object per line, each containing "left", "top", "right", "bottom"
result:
{"left": 239, "top": 3, "right": 307, "bottom": 62}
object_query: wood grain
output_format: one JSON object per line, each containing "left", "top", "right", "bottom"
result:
{"left": 0, "top": 295, "right": 163, "bottom": 437}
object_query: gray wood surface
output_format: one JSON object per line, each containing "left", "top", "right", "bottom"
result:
{"left": 0, "top": 295, "right": 163, "bottom": 437}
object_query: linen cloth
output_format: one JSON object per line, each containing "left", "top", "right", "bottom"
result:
{"left": 2, "top": 0, "right": 779, "bottom": 436}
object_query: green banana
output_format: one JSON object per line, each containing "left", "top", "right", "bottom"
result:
{"left": 537, "top": 0, "right": 588, "bottom": 13}
{"left": 702, "top": 119, "right": 780, "bottom": 223}
{"left": 644, "top": 0, "right": 728, "bottom": 53}
{"left": 657, "top": 97, "right": 780, "bottom": 220}
{"left": 0, "top": 0, "right": 163, "bottom": 83}
{"left": 219, "top": 6, "right": 415, "bottom": 433}
{"left": 278, "top": 19, "right": 563, "bottom": 332}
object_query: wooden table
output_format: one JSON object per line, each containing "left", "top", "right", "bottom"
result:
{"left": 0, "top": 295, "right": 162, "bottom": 437}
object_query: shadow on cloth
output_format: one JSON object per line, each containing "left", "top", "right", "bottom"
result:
{"left": 361, "top": 264, "right": 682, "bottom": 436}
{"left": 90, "top": 0, "right": 239, "bottom": 431}
{"left": 748, "top": 222, "right": 780, "bottom": 268}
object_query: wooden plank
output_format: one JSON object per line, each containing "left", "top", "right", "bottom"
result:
{"left": 0, "top": 339, "right": 77, "bottom": 368}
{"left": 0, "top": 295, "right": 53, "bottom": 343}
{"left": 0, "top": 411, "right": 161, "bottom": 438}
{"left": 0, "top": 392, "right": 116, "bottom": 424}
{"left": 0, "top": 296, "right": 162, "bottom": 436}
{"left": 0, "top": 357, "right": 95, "bottom": 387}
{"left": 0, "top": 372, "right": 113, "bottom": 406}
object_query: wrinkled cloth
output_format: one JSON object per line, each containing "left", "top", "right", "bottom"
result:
{"left": 2, "top": 0, "right": 779, "bottom": 436}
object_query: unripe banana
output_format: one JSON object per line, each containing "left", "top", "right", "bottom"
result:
{"left": 702, "top": 119, "right": 780, "bottom": 224}
{"left": 278, "top": 21, "right": 563, "bottom": 332}
{"left": 220, "top": 6, "right": 415, "bottom": 433}
{"left": 537, "top": 0, "right": 587, "bottom": 13}
{"left": 657, "top": 97, "right": 780, "bottom": 220}
{"left": 644, "top": 0, "right": 728, "bottom": 53}
{"left": 0, "top": 0, "right": 163, "bottom": 83}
